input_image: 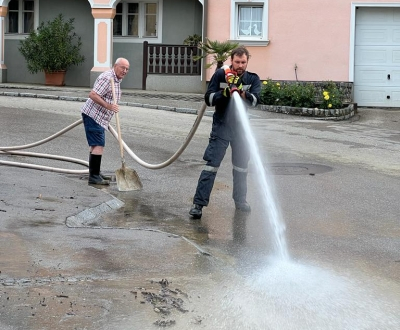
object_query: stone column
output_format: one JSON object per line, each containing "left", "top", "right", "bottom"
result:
{"left": 90, "top": 8, "right": 115, "bottom": 86}
{"left": 0, "top": 6, "right": 7, "bottom": 82}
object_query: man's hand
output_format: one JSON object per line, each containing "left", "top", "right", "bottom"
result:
{"left": 230, "top": 82, "right": 243, "bottom": 95}
{"left": 223, "top": 86, "right": 231, "bottom": 98}
{"left": 89, "top": 90, "right": 119, "bottom": 112}
{"left": 222, "top": 65, "right": 237, "bottom": 84}
{"left": 232, "top": 76, "right": 240, "bottom": 85}
{"left": 107, "top": 104, "right": 119, "bottom": 112}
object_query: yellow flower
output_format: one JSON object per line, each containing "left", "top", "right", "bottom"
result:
{"left": 328, "top": 104, "right": 332, "bottom": 108}
{"left": 263, "top": 81, "right": 268, "bottom": 85}
{"left": 276, "top": 83, "right": 280, "bottom": 86}
{"left": 324, "top": 95, "right": 330, "bottom": 100}
{"left": 323, "top": 91, "right": 329, "bottom": 96}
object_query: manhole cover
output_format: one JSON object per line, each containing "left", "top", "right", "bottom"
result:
{"left": 260, "top": 163, "right": 333, "bottom": 175}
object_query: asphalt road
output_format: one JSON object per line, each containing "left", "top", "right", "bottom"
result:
{"left": 0, "top": 95, "right": 399, "bottom": 329}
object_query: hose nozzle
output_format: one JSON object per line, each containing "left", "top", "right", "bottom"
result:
{"left": 230, "top": 84, "right": 240, "bottom": 94}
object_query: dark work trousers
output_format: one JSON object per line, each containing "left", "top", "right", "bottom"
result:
{"left": 193, "top": 129, "right": 250, "bottom": 207}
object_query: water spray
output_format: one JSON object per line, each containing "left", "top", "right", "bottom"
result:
{"left": 231, "top": 92, "right": 289, "bottom": 260}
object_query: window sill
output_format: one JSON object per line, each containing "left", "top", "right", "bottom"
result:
{"left": 229, "top": 39, "right": 270, "bottom": 47}
{"left": 5, "top": 34, "right": 29, "bottom": 40}
{"left": 113, "top": 36, "right": 161, "bottom": 43}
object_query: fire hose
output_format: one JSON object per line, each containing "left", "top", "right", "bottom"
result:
{"left": 0, "top": 103, "right": 207, "bottom": 174}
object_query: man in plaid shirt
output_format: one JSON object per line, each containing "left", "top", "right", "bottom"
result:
{"left": 81, "top": 57, "right": 130, "bottom": 185}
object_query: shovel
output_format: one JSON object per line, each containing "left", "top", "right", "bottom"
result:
{"left": 110, "top": 78, "right": 143, "bottom": 191}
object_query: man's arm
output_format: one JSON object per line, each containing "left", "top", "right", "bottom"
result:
{"left": 89, "top": 90, "right": 118, "bottom": 112}
{"left": 204, "top": 69, "right": 229, "bottom": 107}
{"left": 89, "top": 77, "right": 119, "bottom": 112}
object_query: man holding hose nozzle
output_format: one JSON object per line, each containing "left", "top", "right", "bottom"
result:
{"left": 189, "top": 46, "right": 261, "bottom": 219}
{"left": 81, "top": 58, "right": 130, "bottom": 185}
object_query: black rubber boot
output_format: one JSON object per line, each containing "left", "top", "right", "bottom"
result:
{"left": 88, "top": 154, "right": 110, "bottom": 185}
{"left": 189, "top": 204, "right": 203, "bottom": 219}
{"left": 235, "top": 201, "right": 251, "bottom": 212}
{"left": 99, "top": 173, "right": 112, "bottom": 181}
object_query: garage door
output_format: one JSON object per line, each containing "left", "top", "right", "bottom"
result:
{"left": 354, "top": 7, "right": 400, "bottom": 107}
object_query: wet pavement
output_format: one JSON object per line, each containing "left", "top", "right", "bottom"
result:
{"left": 0, "top": 84, "right": 400, "bottom": 329}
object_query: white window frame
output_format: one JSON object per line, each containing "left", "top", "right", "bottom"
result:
{"left": 5, "top": 0, "right": 39, "bottom": 39}
{"left": 230, "top": 0, "right": 269, "bottom": 46}
{"left": 113, "top": 0, "right": 163, "bottom": 44}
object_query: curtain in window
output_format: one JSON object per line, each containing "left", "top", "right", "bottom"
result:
{"left": 23, "top": 0, "right": 34, "bottom": 33}
{"left": 127, "top": 3, "right": 138, "bottom": 36}
{"left": 8, "top": 0, "right": 19, "bottom": 33}
{"left": 238, "top": 6, "right": 263, "bottom": 37}
{"left": 114, "top": 3, "right": 123, "bottom": 36}
{"left": 145, "top": 3, "right": 157, "bottom": 37}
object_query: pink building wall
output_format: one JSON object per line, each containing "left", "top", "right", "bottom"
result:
{"left": 207, "top": 0, "right": 400, "bottom": 82}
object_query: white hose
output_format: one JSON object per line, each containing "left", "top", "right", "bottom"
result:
{"left": 109, "top": 103, "right": 207, "bottom": 169}
{"left": 0, "top": 103, "right": 207, "bottom": 173}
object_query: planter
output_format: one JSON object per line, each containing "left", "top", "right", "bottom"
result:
{"left": 45, "top": 70, "right": 66, "bottom": 86}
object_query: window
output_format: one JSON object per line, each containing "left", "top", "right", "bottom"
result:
{"left": 114, "top": 1, "right": 160, "bottom": 39}
{"left": 6, "top": 0, "right": 36, "bottom": 34}
{"left": 230, "top": 0, "right": 269, "bottom": 45}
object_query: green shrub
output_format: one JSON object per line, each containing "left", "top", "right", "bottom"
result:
{"left": 276, "top": 82, "right": 316, "bottom": 108}
{"left": 318, "top": 81, "right": 344, "bottom": 109}
{"left": 260, "top": 79, "right": 281, "bottom": 105}
{"left": 183, "top": 34, "right": 202, "bottom": 46}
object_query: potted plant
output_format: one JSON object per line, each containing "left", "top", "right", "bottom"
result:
{"left": 194, "top": 38, "right": 240, "bottom": 70}
{"left": 183, "top": 34, "right": 202, "bottom": 47}
{"left": 19, "top": 14, "right": 85, "bottom": 86}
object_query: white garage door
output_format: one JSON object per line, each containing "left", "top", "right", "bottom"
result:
{"left": 354, "top": 7, "right": 400, "bottom": 107}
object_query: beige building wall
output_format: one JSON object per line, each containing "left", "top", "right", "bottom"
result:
{"left": 207, "top": 0, "right": 400, "bottom": 82}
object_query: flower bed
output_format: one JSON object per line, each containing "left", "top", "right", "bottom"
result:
{"left": 258, "top": 80, "right": 355, "bottom": 120}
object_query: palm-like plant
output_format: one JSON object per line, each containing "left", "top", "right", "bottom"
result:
{"left": 194, "top": 38, "right": 240, "bottom": 70}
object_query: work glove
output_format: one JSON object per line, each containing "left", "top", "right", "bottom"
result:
{"left": 222, "top": 65, "right": 237, "bottom": 84}
{"left": 223, "top": 86, "right": 231, "bottom": 98}
{"left": 230, "top": 81, "right": 243, "bottom": 95}
{"left": 223, "top": 83, "right": 243, "bottom": 97}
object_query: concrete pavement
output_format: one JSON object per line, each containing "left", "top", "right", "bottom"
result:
{"left": 0, "top": 84, "right": 222, "bottom": 329}
{"left": 1, "top": 83, "right": 400, "bottom": 329}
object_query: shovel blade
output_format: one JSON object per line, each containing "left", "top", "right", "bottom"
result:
{"left": 115, "top": 167, "right": 143, "bottom": 191}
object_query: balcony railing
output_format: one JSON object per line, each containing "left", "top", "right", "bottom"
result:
{"left": 142, "top": 41, "right": 201, "bottom": 89}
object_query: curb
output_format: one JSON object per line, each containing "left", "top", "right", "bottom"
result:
{"left": 0, "top": 90, "right": 202, "bottom": 115}
{"left": 0, "top": 86, "right": 356, "bottom": 120}
{"left": 65, "top": 197, "right": 125, "bottom": 228}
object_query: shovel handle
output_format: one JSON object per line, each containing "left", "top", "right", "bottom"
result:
{"left": 110, "top": 78, "right": 124, "bottom": 160}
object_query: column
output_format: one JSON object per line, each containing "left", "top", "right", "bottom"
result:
{"left": 0, "top": 6, "right": 7, "bottom": 82}
{"left": 90, "top": 8, "right": 115, "bottom": 86}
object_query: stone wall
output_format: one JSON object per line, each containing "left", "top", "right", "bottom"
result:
{"left": 258, "top": 103, "right": 356, "bottom": 121}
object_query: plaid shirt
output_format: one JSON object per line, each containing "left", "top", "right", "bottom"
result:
{"left": 81, "top": 69, "right": 122, "bottom": 129}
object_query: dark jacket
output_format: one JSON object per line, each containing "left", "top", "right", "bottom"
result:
{"left": 204, "top": 67, "right": 261, "bottom": 140}
{"left": 204, "top": 67, "right": 261, "bottom": 114}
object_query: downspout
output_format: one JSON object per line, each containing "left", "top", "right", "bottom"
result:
{"left": 199, "top": 0, "right": 208, "bottom": 93}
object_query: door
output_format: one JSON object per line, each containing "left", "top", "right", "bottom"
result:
{"left": 354, "top": 7, "right": 400, "bottom": 107}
